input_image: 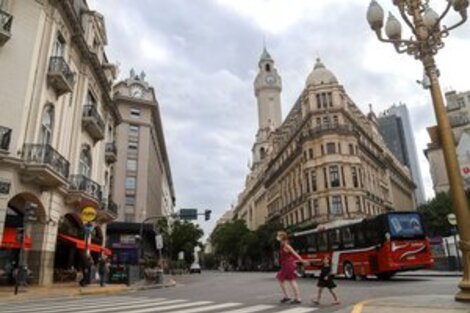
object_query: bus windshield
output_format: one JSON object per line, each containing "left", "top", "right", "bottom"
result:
{"left": 387, "top": 213, "right": 424, "bottom": 239}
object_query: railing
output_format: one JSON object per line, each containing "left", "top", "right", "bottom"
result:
{"left": 48, "top": 56, "right": 75, "bottom": 86}
{"left": 450, "top": 115, "right": 470, "bottom": 128}
{"left": 302, "top": 124, "right": 355, "bottom": 140}
{"left": 107, "top": 199, "right": 118, "bottom": 215}
{"left": 82, "top": 104, "right": 105, "bottom": 132}
{"left": 105, "top": 142, "right": 117, "bottom": 154}
{"left": 69, "top": 174, "right": 102, "bottom": 200}
{"left": 447, "top": 102, "right": 462, "bottom": 112}
{"left": 0, "top": 9, "right": 13, "bottom": 33}
{"left": 22, "top": 144, "right": 70, "bottom": 178}
{"left": 0, "top": 126, "right": 11, "bottom": 151}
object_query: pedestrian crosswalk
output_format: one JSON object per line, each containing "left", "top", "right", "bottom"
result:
{"left": 0, "top": 295, "right": 319, "bottom": 313}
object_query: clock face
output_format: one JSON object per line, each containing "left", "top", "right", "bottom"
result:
{"left": 265, "top": 75, "right": 276, "bottom": 85}
{"left": 130, "top": 85, "right": 145, "bottom": 98}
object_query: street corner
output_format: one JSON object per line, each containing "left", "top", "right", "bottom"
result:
{"left": 341, "top": 295, "right": 470, "bottom": 313}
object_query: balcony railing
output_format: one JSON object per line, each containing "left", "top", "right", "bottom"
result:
{"left": 22, "top": 144, "right": 70, "bottom": 178}
{"left": 105, "top": 142, "right": 117, "bottom": 164}
{"left": 69, "top": 174, "right": 102, "bottom": 201}
{"left": 0, "top": 9, "right": 13, "bottom": 45}
{"left": 0, "top": 126, "right": 11, "bottom": 151}
{"left": 82, "top": 105, "right": 105, "bottom": 141}
{"left": 47, "top": 56, "right": 75, "bottom": 96}
{"left": 447, "top": 102, "right": 462, "bottom": 112}
{"left": 450, "top": 115, "right": 470, "bottom": 128}
{"left": 107, "top": 199, "right": 118, "bottom": 215}
{"left": 302, "top": 124, "right": 355, "bottom": 140}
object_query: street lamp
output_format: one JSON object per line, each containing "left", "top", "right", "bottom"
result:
{"left": 366, "top": 0, "right": 470, "bottom": 302}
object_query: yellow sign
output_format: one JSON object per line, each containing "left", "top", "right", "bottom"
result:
{"left": 81, "top": 206, "right": 97, "bottom": 222}
{"left": 447, "top": 213, "right": 457, "bottom": 226}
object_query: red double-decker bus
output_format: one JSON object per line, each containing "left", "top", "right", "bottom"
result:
{"left": 292, "top": 212, "right": 434, "bottom": 280}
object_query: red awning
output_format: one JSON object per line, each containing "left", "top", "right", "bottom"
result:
{"left": 0, "top": 227, "right": 32, "bottom": 249}
{"left": 58, "top": 234, "right": 112, "bottom": 256}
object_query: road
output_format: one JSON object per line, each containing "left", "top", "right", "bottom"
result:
{"left": 0, "top": 271, "right": 461, "bottom": 313}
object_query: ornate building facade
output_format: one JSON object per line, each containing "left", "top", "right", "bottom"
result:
{"left": 0, "top": 0, "right": 119, "bottom": 285}
{"left": 233, "top": 49, "right": 416, "bottom": 230}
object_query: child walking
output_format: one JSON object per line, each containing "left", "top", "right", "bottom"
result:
{"left": 313, "top": 256, "right": 340, "bottom": 305}
{"left": 276, "top": 231, "right": 306, "bottom": 305}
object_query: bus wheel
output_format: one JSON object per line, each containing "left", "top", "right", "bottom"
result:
{"left": 377, "top": 272, "right": 394, "bottom": 280}
{"left": 343, "top": 261, "right": 355, "bottom": 280}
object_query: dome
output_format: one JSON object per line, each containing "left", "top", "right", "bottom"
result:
{"left": 306, "top": 58, "right": 338, "bottom": 86}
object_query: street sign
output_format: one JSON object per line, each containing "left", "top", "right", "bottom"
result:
{"left": 178, "top": 251, "right": 185, "bottom": 260}
{"left": 447, "top": 213, "right": 457, "bottom": 226}
{"left": 84, "top": 222, "right": 94, "bottom": 234}
{"left": 155, "top": 234, "right": 163, "bottom": 250}
{"left": 179, "top": 208, "right": 198, "bottom": 220}
{"left": 81, "top": 206, "right": 97, "bottom": 222}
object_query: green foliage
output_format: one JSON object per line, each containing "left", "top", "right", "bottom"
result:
{"left": 170, "top": 220, "right": 204, "bottom": 264}
{"left": 418, "top": 192, "right": 470, "bottom": 237}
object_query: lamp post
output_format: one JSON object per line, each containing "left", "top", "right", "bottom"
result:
{"left": 367, "top": 0, "right": 470, "bottom": 301}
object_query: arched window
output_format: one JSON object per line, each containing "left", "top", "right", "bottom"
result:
{"left": 260, "top": 147, "right": 266, "bottom": 160}
{"left": 265, "top": 64, "right": 271, "bottom": 72}
{"left": 40, "top": 106, "right": 54, "bottom": 145}
{"left": 79, "top": 147, "right": 92, "bottom": 177}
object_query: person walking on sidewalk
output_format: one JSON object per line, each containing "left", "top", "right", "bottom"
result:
{"left": 98, "top": 255, "right": 109, "bottom": 287}
{"left": 276, "top": 231, "right": 306, "bottom": 305}
{"left": 313, "top": 256, "right": 339, "bottom": 306}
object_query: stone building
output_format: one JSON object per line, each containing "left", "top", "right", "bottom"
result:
{"left": 111, "top": 71, "right": 175, "bottom": 223}
{"left": 232, "top": 49, "right": 416, "bottom": 230}
{"left": 425, "top": 90, "right": 470, "bottom": 193}
{"left": 0, "top": 0, "right": 119, "bottom": 285}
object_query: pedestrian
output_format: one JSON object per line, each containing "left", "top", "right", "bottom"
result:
{"left": 98, "top": 255, "right": 109, "bottom": 287}
{"left": 276, "top": 231, "right": 306, "bottom": 305}
{"left": 79, "top": 255, "right": 93, "bottom": 287}
{"left": 312, "top": 256, "right": 340, "bottom": 306}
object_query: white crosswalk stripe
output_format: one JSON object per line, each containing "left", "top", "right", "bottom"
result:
{"left": 1, "top": 295, "right": 318, "bottom": 313}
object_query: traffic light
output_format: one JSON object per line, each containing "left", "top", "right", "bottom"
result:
{"left": 204, "top": 209, "right": 212, "bottom": 221}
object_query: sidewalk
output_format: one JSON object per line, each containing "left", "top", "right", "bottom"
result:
{"left": 334, "top": 295, "right": 470, "bottom": 313}
{"left": 396, "top": 270, "right": 463, "bottom": 277}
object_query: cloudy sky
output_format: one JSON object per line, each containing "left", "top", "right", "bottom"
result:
{"left": 89, "top": 0, "right": 470, "bottom": 236}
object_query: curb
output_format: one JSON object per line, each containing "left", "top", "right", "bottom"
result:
{"left": 396, "top": 273, "right": 462, "bottom": 278}
{"left": 130, "top": 280, "right": 177, "bottom": 291}
{"left": 78, "top": 286, "right": 130, "bottom": 296}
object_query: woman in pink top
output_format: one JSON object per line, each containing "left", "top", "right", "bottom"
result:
{"left": 276, "top": 231, "right": 305, "bottom": 304}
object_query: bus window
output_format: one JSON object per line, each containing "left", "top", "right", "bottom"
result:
{"left": 317, "top": 231, "right": 328, "bottom": 252}
{"left": 352, "top": 224, "right": 366, "bottom": 247}
{"left": 364, "top": 220, "right": 380, "bottom": 246}
{"left": 329, "top": 229, "right": 341, "bottom": 250}
{"left": 293, "top": 235, "right": 307, "bottom": 254}
{"left": 306, "top": 234, "right": 317, "bottom": 253}
{"left": 342, "top": 227, "right": 354, "bottom": 249}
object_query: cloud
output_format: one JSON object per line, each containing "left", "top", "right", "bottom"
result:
{"left": 89, "top": 0, "right": 470, "bottom": 236}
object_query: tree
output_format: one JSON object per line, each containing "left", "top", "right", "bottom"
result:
{"left": 255, "top": 219, "right": 283, "bottom": 270}
{"left": 170, "top": 220, "right": 204, "bottom": 265}
{"left": 418, "top": 192, "right": 470, "bottom": 237}
{"left": 210, "top": 219, "right": 251, "bottom": 268}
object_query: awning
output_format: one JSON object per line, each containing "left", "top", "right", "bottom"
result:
{"left": 0, "top": 227, "right": 32, "bottom": 249}
{"left": 58, "top": 234, "right": 112, "bottom": 256}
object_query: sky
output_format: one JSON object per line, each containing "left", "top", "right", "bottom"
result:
{"left": 89, "top": 0, "right": 470, "bottom": 236}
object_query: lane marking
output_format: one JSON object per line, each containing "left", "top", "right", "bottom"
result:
{"left": 351, "top": 300, "right": 371, "bottom": 313}
{"left": 170, "top": 302, "right": 242, "bottom": 313}
{"left": 0, "top": 297, "right": 160, "bottom": 313}
{"left": 60, "top": 299, "right": 187, "bottom": 313}
{"left": 220, "top": 304, "right": 276, "bottom": 313}
{"left": 276, "top": 308, "right": 317, "bottom": 313}
{"left": 0, "top": 296, "right": 142, "bottom": 309}
{"left": 128, "top": 301, "right": 213, "bottom": 313}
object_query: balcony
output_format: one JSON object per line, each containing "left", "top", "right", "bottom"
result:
{"left": 0, "top": 9, "right": 13, "bottom": 45}
{"left": 447, "top": 102, "right": 462, "bottom": 112}
{"left": 96, "top": 199, "right": 118, "bottom": 222}
{"left": 20, "top": 144, "right": 70, "bottom": 186}
{"left": 0, "top": 126, "right": 11, "bottom": 153}
{"left": 450, "top": 115, "right": 470, "bottom": 128}
{"left": 302, "top": 124, "right": 356, "bottom": 141}
{"left": 47, "top": 56, "right": 74, "bottom": 96}
{"left": 82, "top": 105, "right": 105, "bottom": 141}
{"left": 67, "top": 174, "right": 102, "bottom": 207}
{"left": 105, "top": 142, "right": 117, "bottom": 164}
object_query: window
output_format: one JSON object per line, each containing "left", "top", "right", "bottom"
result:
{"left": 265, "top": 64, "right": 271, "bottom": 72}
{"left": 323, "top": 116, "right": 330, "bottom": 127}
{"left": 326, "top": 142, "right": 336, "bottom": 154}
{"left": 352, "top": 167, "right": 359, "bottom": 188}
{"left": 129, "top": 125, "right": 139, "bottom": 137}
{"left": 125, "top": 196, "right": 135, "bottom": 206}
{"left": 308, "top": 200, "right": 313, "bottom": 218}
{"left": 331, "top": 196, "right": 343, "bottom": 215}
{"left": 306, "top": 235, "right": 317, "bottom": 253}
{"left": 300, "top": 208, "right": 304, "bottom": 221}
{"left": 53, "top": 33, "right": 65, "bottom": 57}
{"left": 329, "top": 229, "right": 341, "bottom": 250}
{"left": 40, "top": 106, "right": 54, "bottom": 145}
{"left": 79, "top": 148, "right": 92, "bottom": 177}
{"left": 316, "top": 94, "right": 322, "bottom": 109}
{"left": 329, "top": 166, "right": 340, "bottom": 188}
{"left": 305, "top": 173, "right": 311, "bottom": 193}
{"left": 353, "top": 224, "right": 366, "bottom": 247}
{"left": 327, "top": 92, "right": 333, "bottom": 107}
{"left": 323, "top": 167, "right": 328, "bottom": 189}
{"left": 127, "top": 159, "right": 137, "bottom": 171}
{"left": 356, "top": 196, "right": 362, "bottom": 211}
{"left": 349, "top": 144, "right": 354, "bottom": 155}
{"left": 86, "top": 91, "right": 97, "bottom": 105}
{"left": 316, "top": 117, "right": 321, "bottom": 125}
{"left": 124, "top": 214, "right": 134, "bottom": 223}
{"left": 338, "top": 143, "right": 342, "bottom": 154}
{"left": 321, "top": 145, "right": 325, "bottom": 155}
{"left": 313, "top": 199, "right": 319, "bottom": 216}
{"left": 311, "top": 170, "right": 317, "bottom": 192}
{"left": 128, "top": 142, "right": 138, "bottom": 151}
{"left": 308, "top": 148, "right": 314, "bottom": 159}
{"left": 342, "top": 227, "right": 354, "bottom": 249}
{"left": 130, "top": 108, "right": 141, "bottom": 118}
{"left": 318, "top": 232, "right": 328, "bottom": 251}
{"left": 333, "top": 115, "right": 338, "bottom": 125}
{"left": 125, "top": 177, "right": 136, "bottom": 190}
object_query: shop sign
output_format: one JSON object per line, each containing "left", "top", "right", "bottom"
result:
{"left": 81, "top": 206, "right": 97, "bottom": 222}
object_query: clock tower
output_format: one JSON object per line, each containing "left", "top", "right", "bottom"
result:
{"left": 252, "top": 47, "right": 282, "bottom": 168}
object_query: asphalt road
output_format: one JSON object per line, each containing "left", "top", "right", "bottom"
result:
{"left": 0, "top": 271, "right": 461, "bottom": 313}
